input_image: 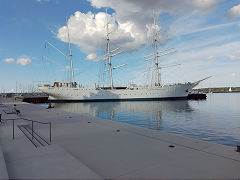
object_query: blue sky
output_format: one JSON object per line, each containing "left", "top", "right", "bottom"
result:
{"left": 1, "top": 0, "right": 240, "bottom": 92}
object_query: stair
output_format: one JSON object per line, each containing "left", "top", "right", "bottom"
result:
{"left": 18, "top": 125, "right": 50, "bottom": 148}
{"left": 3, "top": 109, "right": 15, "bottom": 114}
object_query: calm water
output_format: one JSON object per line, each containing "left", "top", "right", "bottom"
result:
{"left": 51, "top": 93, "right": 240, "bottom": 146}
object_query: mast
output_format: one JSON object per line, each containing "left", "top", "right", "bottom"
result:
{"left": 144, "top": 13, "right": 177, "bottom": 87}
{"left": 153, "top": 14, "right": 160, "bottom": 86}
{"left": 66, "top": 18, "right": 75, "bottom": 86}
{"left": 106, "top": 15, "right": 113, "bottom": 89}
{"left": 98, "top": 10, "right": 126, "bottom": 89}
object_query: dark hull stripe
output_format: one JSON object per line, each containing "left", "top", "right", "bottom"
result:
{"left": 48, "top": 96, "right": 188, "bottom": 103}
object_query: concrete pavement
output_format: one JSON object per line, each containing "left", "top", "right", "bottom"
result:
{"left": 0, "top": 99, "right": 240, "bottom": 179}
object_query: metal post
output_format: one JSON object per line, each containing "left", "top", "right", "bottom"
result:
{"left": 49, "top": 123, "right": 52, "bottom": 143}
{"left": 237, "top": 145, "right": 240, "bottom": 152}
{"left": 105, "top": 10, "right": 113, "bottom": 89}
{"left": 153, "top": 15, "right": 160, "bottom": 86}
{"left": 32, "top": 121, "right": 34, "bottom": 140}
{"left": 66, "top": 18, "right": 75, "bottom": 85}
{"left": 13, "top": 120, "right": 14, "bottom": 139}
{"left": 0, "top": 114, "right": 1, "bottom": 123}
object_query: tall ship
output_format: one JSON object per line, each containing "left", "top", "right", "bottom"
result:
{"left": 39, "top": 13, "right": 205, "bottom": 102}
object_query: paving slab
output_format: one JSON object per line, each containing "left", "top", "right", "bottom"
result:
{"left": 6, "top": 145, "right": 101, "bottom": 179}
{"left": 0, "top": 109, "right": 101, "bottom": 179}
{"left": 48, "top": 120, "right": 240, "bottom": 179}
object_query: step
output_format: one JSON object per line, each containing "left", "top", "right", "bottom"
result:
{"left": 18, "top": 125, "right": 50, "bottom": 148}
{"left": 3, "top": 109, "right": 15, "bottom": 114}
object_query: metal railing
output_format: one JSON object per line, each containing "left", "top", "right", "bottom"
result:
{"left": 20, "top": 118, "right": 52, "bottom": 144}
{"left": 1, "top": 116, "right": 52, "bottom": 144}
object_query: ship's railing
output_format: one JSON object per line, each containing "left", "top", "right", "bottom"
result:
{"left": 38, "top": 84, "right": 51, "bottom": 87}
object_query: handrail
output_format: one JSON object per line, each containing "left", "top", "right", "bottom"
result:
{"left": 1, "top": 117, "right": 52, "bottom": 144}
{"left": 20, "top": 118, "right": 51, "bottom": 125}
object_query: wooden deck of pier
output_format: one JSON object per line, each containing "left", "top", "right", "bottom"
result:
{"left": 0, "top": 99, "right": 240, "bottom": 179}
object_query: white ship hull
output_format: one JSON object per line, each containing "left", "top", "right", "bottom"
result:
{"left": 39, "top": 83, "right": 194, "bottom": 102}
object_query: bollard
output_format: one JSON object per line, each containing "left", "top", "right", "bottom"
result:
{"left": 237, "top": 145, "right": 240, "bottom": 152}
{"left": 0, "top": 114, "right": 1, "bottom": 123}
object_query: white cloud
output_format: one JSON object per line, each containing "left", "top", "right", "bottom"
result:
{"left": 229, "top": 50, "right": 240, "bottom": 60}
{"left": 226, "top": 4, "right": 240, "bottom": 19}
{"left": 88, "top": 0, "right": 219, "bottom": 34}
{"left": 153, "top": 40, "right": 240, "bottom": 86}
{"left": 86, "top": 53, "right": 97, "bottom": 61}
{"left": 36, "top": 0, "right": 50, "bottom": 2}
{"left": 36, "top": 0, "right": 58, "bottom": 3}
{"left": 3, "top": 58, "right": 15, "bottom": 63}
{"left": 36, "top": 0, "right": 48, "bottom": 2}
{"left": 56, "top": 0, "right": 220, "bottom": 61}
{"left": 16, "top": 57, "right": 32, "bottom": 66}
{"left": 170, "top": 41, "right": 240, "bottom": 65}
{"left": 208, "top": 55, "right": 216, "bottom": 61}
{"left": 170, "top": 16, "right": 240, "bottom": 37}
{"left": 57, "top": 11, "right": 149, "bottom": 60}
{"left": 3, "top": 57, "right": 33, "bottom": 66}
{"left": 89, "top": 0, "right": 219, "bottom": 16}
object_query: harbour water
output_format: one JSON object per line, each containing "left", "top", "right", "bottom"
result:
{"left": 50, "top": 93, "right": 240, "bottom": 147}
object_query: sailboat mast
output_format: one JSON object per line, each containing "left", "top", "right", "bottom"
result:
{"left": 106, "top": 11, "right": 113, "bottom": 89}
{"left": 107, "top": 36, "right": 113, "bottom": 89}
{"left": 153, "top": 14, "right": 160, "bottom": 86}
{"left": 66, "top": 19, "right": 75, "bottom": 86}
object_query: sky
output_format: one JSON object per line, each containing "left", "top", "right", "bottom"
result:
{"left": 1, "top": 0, "right": 240, "bottom": 92}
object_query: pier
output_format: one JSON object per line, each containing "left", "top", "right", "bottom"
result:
{"left": 15, "top": 96, "right": 48, "bottom": 104}
{"left": 0, "top": 99, "right": 240, "bottom": 179}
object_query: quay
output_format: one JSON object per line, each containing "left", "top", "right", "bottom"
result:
{"left": 15, "top": 96, "right": 48, "bottom": 104}
{"left": 0, "top": 99, "right": 240, "bottom": 179}
{"left": 0, "top": 93, "right": 49, "bottom": 104}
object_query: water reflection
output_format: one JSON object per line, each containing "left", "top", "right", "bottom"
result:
{"left": 53, "top": 100, "right": 192, "bottom": 130}
{"left": 51, "top": 94, "right": 240, "bottom": 146}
